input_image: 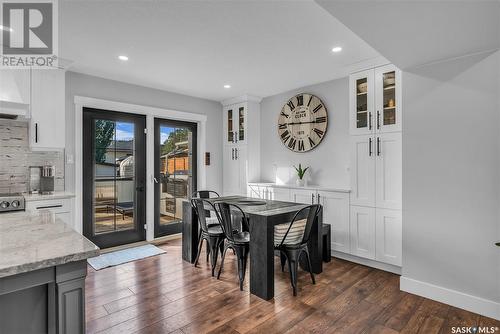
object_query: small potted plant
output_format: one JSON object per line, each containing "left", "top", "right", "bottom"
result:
{"left": 293, "top": 164, "right": 309, "bottom": 187}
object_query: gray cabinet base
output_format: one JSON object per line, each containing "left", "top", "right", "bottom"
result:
{"left": 0, "top": 260, "right": 87, "bottom": 334}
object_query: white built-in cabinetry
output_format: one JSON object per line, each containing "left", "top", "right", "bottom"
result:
{"left": 247, "top": 183, "right": 351, "bottom": 255}
{"left": 222, "top": 96, "right": 261, "bottom": 196}
{"left": 349, "top": 64, "right": 402, "bottom": 267}
{"left": 0, "top": 67, "right": 66, "bottom": 150}
{"left": 30, "top": 68, "right": 66, "bottom": 150}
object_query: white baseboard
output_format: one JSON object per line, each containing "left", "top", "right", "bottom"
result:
{"left": 400, "top": 276, "right": 500, "bottom": 320}
{"left": 331, "top": 250, "right": 401, "bottom": 275}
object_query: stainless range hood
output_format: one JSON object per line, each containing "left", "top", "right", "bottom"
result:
{"left": 0, "top": 69, "right": 30, "bottom": 119}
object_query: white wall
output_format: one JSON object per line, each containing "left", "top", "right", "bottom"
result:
{"left": 402, "top": 50, "right": 500, "bottom": 317}
{"left": 65, "top": 71, "right": 223, "bottom": 194}
{"left": 259, "top": 77, "right": 350, "bottom": 188}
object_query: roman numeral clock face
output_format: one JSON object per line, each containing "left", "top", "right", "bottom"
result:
{"left": 278, "top": 93, "right": 328, "bottom": 152}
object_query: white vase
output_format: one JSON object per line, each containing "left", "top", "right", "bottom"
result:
{"left": 296, "top": 178, "right": 305, "bottom": 187}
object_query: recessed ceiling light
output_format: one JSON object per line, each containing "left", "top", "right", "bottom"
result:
{"left": 331, "top": 46, "right": 342, "bottom": 53}
{"left": 224, "top": 84, "right": 231, "bottom": 89}
{"left": 0, "top": 25, "right": 13, "bottom": 32}
{"left": 118, "top": 55, "right": 129, "bottom": 61}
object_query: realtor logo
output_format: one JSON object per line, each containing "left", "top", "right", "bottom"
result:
{"left": 1, "top": 0, "right": 58, "bottom": 67}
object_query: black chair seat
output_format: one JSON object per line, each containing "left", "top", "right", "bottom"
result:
{"left": 232, "top": 231, "right": 250, "bottom": 244}
{"left": 207, "top": 225, "right": 224, "bottom": 235}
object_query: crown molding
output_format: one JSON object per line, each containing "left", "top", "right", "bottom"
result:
{"left": 221, "top": 94, "right": 262, "bottom": 106}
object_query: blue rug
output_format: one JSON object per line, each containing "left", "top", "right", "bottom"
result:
{"left": 87, "top": 244, "right": 166, "bottom": 270}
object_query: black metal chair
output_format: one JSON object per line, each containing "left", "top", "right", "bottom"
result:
{"left": 215, "top": 202, "right": 250, "bottom": 291}
{"left": 275, "top": 204, "right": 321, "bottom": 296}
{"left": 191, "top": 198, "right": 225, "bottom": 276}
{"left": 192, "top": 190, "right": 220, "bottom": 262}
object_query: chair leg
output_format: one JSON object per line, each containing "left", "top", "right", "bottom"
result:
{"left": 194, "top": 236, "right": 204, "bottom": 267}
{"left": 206, "top": 240, "right": 210, "bottom": 263}
{"left": 208, "top": 236, "right": 220, "bottom": 277}
{"left": 304, "top": 247, "right": 316, "bottom": 285}
{"left": 217, "top": 245, "right": 229, "bottom": 279}
{"left": 235, "top": 246, "right": 248, "bottom": 291}
{"left": 287, "top": 253, "right": 298, "bottom": 296}
{"left": 280, "top": 251, "right": 287, "bottom": 272}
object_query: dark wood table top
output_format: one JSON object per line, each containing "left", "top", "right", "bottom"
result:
{"left": 203, "top": 196, "right": 308, "bottom": 217}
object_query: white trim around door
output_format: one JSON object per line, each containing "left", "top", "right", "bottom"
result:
{"left": 74, "top": 96, "right": 207, "bottom": 242}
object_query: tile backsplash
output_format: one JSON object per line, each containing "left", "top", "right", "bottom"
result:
{"left": 0, "top": 119, "right": 64, "bottom": 193}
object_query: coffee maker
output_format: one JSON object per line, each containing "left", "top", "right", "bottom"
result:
{"left": 40, "top": 165, "right": 55, "bottom": 194}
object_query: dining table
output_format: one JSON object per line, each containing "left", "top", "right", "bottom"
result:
{"left": 182, "top": 196, "right": 323, "bottom": 301}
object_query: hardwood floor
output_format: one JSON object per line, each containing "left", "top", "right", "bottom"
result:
{"left": 85, "top": 239, "right": 499, "bottom": 334}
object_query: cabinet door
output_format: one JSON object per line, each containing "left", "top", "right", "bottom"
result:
{"left": 236, "top": 145, "right": 247, "bottom": 195}
{"left": 236, "top": 104, "right": 246, "bottom": 144}
{"left": 223, "top": 105, "right": 236, "bottom": 144}
{"left": 268, "top": 187, "right": 290, "bottom": 202}
{"left": 376, "top": 209, "right": 402, "bottom": 266}
{"left": 291, "top": 188, "right": 316, "bottom": 205}
{"left": 375, "top": 133, "right": 402, "bottom": 209}
{"left": 350, "top": 69, "right": 374, "bottom": 135}
{"left": 349, "top": 206, "right": 376, "bottom": 259}
{"left": 318, "top": 191, "right": 349, "bottom": 253}
{"left": 30, "top": 69, "right": 65, "bottom": 150}
{"left": 375, "top": 64, "right": 401, "bottom": 133}
{"left": 350, "top": 134, "right": 376, "bottom": 207}
{"left": 222, "top": 146, "right": 240, "bottom": 195}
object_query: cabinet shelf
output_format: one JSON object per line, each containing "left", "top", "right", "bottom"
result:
{"left": 383, "top": 106, "right": 396, "bottom": 110}
{"left": 357, "top": 92, "right": 367, "bottom": 96}
{"left": 357, "top": 110, "right": 367, "bottom": 114}
{"left": 383, "top": 85, "right": 395, "bottom": 91}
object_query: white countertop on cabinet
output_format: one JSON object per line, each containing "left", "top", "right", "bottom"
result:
{"left": 248, "top": 182, "right": 351, "bottom": 193}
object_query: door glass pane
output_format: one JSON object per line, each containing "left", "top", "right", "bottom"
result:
{"left": 93, "top": 120, "right": 135, "bottom": 234}
{"left": 238, "top": 106, "right": 245, "bottom": 141}
{"left": 227, "top": 109, "right": 233, "bottom": 142}
{"left": 382, "top": 71, "right": 396, "bottom": 125}
{"left": 159, "top": 126, "right": 193, "bottom": 227}
{"left": 356, "top": 78, "right": 368, "bottom": 129}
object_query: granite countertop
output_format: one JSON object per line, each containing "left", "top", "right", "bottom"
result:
{"left": 247, "top": 182, "right": 351, "bottom": 193}
{"left": 0, "top": 211, "right": 99, "bottom": 278}
{"left": 23, "top": 192, "right": 75, "bottom": 202}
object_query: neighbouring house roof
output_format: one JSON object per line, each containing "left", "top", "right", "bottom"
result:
{"left": 107, "top": 140, "right": 133, "bottom": 151}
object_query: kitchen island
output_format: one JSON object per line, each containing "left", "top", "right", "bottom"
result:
{"left": 0, "top": 211, "right": 99, "bottom": 334}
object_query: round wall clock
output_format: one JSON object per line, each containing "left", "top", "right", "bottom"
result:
{"left": 277, "top": 93, "right": 328, "bottom": 152}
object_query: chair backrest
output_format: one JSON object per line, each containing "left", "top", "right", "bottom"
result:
{"left": 215, "top": 202, "right": 247, "bottom": 243}
{"left": 191, "top": 198, "right": 220, "bottom": 233}
{"left": 277, "top": 204, "right": 321, "bottom": 247}
{"left": 192, "top": 190, "right": 220, "bottom": 199}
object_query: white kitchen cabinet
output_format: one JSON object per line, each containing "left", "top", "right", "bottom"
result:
{"left": 350, "top": 134, "right": 376, "bottom": 207}
{"left": 223, "top": 145, "right": 247, "bottom": 196}
{"left": 30, "top": 68, "right": 65, "bottom": 150}
{"left": 223, "top": 103, "right": 246, "bottom": 145}
{"left": 268, "top": 187, "right": 290, "bottom": 202}
{"left": 350, "top": 69, "right": 374, "bottom": 135}
{"left": 291, "top": 188, "right": 316, "bottom": 205}
{"left": 375, "top": 64, "right": 401, "bottom": 133}
{"left": 350, "top": 65, "right": 401, "bottom": 135}
{"left": 375, "top": 208, "right": 402, "bottom": 266}
{"left": 349, "top": 205, "right": 376, "bottom": 260}
{"left": 317, "top": 190, "right": 350, "bottom": 253}
{"left": 375, "top": 132, "right": 402, "bottom": 210}
{"left": 26, "top": 198, "right": 73, "bottom": 229}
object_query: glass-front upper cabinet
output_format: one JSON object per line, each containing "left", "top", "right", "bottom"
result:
{"left": 350, "top": 64, "right": 401, "bottom": 135}
{"left": 375, "top": 64, "right": 401, "bottom": 133}
{"left": 224, "top": 103, "right": 246, "bottom": 144}
{"left": 349, "top": 69, "right": 374, "bottom": 135}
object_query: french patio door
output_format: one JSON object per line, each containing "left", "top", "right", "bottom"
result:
{"left": 154, "top": 118, "right": 197, "bottom": 237}
{"left": 82, "top": 108, "right": 146, "bottom": 249}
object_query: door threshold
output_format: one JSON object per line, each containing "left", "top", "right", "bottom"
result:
{"left": 151, "top": 233, "right": 182, "bottom": 245}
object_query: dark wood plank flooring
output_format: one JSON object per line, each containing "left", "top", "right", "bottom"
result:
{"left": 85, "top": 238, "right": 499, "bottom": 333}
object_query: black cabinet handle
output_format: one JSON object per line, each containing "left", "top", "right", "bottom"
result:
{"left": 377, "top": 111, "right": 380, "bottom": 130}
{"left": 369, "top": 137, "right": 372, "bottom": 156}
{"left": 377, "top": 137, "right": 381, "bottom": 156}
{"left": 35, "top": 123, "right": 38, "bottom": 143}
{"left": 36, "top": 204, "right": 62, "bottom": 209}
{"left": 311, "top": 193, "right": 314, "bottom": 204}
{"left": 369, "top": 112, "right": 372, "bottom": 130}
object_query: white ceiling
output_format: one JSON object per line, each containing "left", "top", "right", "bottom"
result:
{"left": 316, "top": 0, "right": 500, "bottom": 70}
{"left": 59, "top": 0, "right": 386, "bottom": 102}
